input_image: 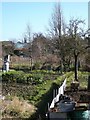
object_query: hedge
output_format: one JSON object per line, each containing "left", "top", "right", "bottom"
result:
{"left": 2, "top": 70, "right": 44, "bottom": 84}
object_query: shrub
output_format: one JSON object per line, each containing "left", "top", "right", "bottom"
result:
{"left": 14, "top": 65, "right": 31, "bottom": 72}
{"left": 32, "top": 62, "right": 41, "bottom": 70}
{"left": 32, "top": 70, "right": 56, "bottom": 75}
{"left": 2, "top": 71, "right": 44, "bottom": 85}
{"left": 27, "top": 73, "right": 44, "bottom": 85}
{"left": 2, "top": 71, "right": 26, "bottom": 83}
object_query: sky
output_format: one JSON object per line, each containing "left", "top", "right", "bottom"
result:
{"left": 1, "top": 1, "right": 89, "bottom": 41}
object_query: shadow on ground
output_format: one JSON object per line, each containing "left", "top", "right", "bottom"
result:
{"left": 29, "top": 82, "right": 60, "bottom": 120}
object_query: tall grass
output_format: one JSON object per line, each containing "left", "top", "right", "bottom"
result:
{"left": 2, "top": 96, "right": 37, "bottom": 118}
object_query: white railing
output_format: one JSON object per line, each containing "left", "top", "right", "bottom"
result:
{"left": 50, "top": 78, "right": 67, "bottom": 109}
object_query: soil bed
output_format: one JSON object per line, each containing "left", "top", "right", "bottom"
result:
{"left": 65, "top": 89, "right": 90, "bottom": 103}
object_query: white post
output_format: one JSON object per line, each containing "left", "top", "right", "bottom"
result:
{"left": 7, "top": 55, "right": 10, "bottom": 62}
{"left": 5, "top": 62, "right": 9, "bottom": 72}
{"left": 3, "top": 55, "right": 10, "bottom": 72}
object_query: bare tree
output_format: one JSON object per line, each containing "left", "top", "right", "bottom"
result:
{"left": 87, "top": 30, "right": 90, "bottom": 91}
{"left": 66, "top": 18, "right": 87, "bottom": 81}
{"left": 27, "top": 24, "right": 31, "bottom": 42}
{"left": 48, "top": 2, "right": 67, "bottom": 74}
{"left": 84, "top": 28, "right": 90, "bottom": 91}
{"left": 25, "top": 24, "right": 32, "bottom": 71}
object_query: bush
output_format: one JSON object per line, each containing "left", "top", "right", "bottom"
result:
{"left": 27, "top": 73, "right": 44, "bottom": 85}
{"left": 31, "top": 70, "right": 56, "bottom": 75}
{"left": 13, "top": 65, "right": 31, "bottom": 72}
{"left": 33, "top": 73, "right": 43, "bottom": 84}
{"left": 32, "top": 62, "right": 41, "bottom": 70}
{"left": 2, "top": 70, "right": 44, "bottom": 85}
{"left": 2, "top": 71, "right": 26, "bottom": 83}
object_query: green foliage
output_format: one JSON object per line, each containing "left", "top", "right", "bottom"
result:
{"left": 2, "top": 70, "right": 89, "bottom": 119}
{"left": 33, "top": 62, "right": 41, "bottom": 70}
{"left": 31, "top": 70, "right": 56, "bottom": 74}
{"left": 26, "top": 73, "right": 44, "bottom": 84}
{"left": 2, "top": 71, "right": 89, "bottom": 102}
{"left": 13, "top": 65, "right": 31, "bottom": 72}
{"left": 2, "top": 70, "right": 26, "bottom": 83}
{"left": 78, "top": 71, "right": 89, "bottom": 88}
{"left": 2, "top": 70, "right": 45, "bottom": 85}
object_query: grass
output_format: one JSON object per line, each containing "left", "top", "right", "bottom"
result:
{"left": 2, "top": 71, "right": 89, "bottom": 104}
{"left": 2, "top": 70, "right": 89, "bottom": 119}
{"left": 78, "top": 71, "right": 89, "bottom": 89}
{"left": 29, "top": 71, "right": 89, "bottom": 105}
{"left": 2, "top": 96, "right": 37, "bottom": 118}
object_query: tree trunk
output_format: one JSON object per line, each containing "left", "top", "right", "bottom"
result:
{"left": 87, "top": 54, "right": 90, "bottom": 91}
{"left": 74, "top": 54, "right": 78, "bottom": 81}
{"left": 31, "top": 56, "right": 32, "bottom": 71}
{"left": 60, "top": 59, "right": 63, "bottom": 74}
{"left": 88, "top": 76, "right": 90, "bottom": 91}
{"left": 87, "top": 35, "right": 90, "bottom": 91}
